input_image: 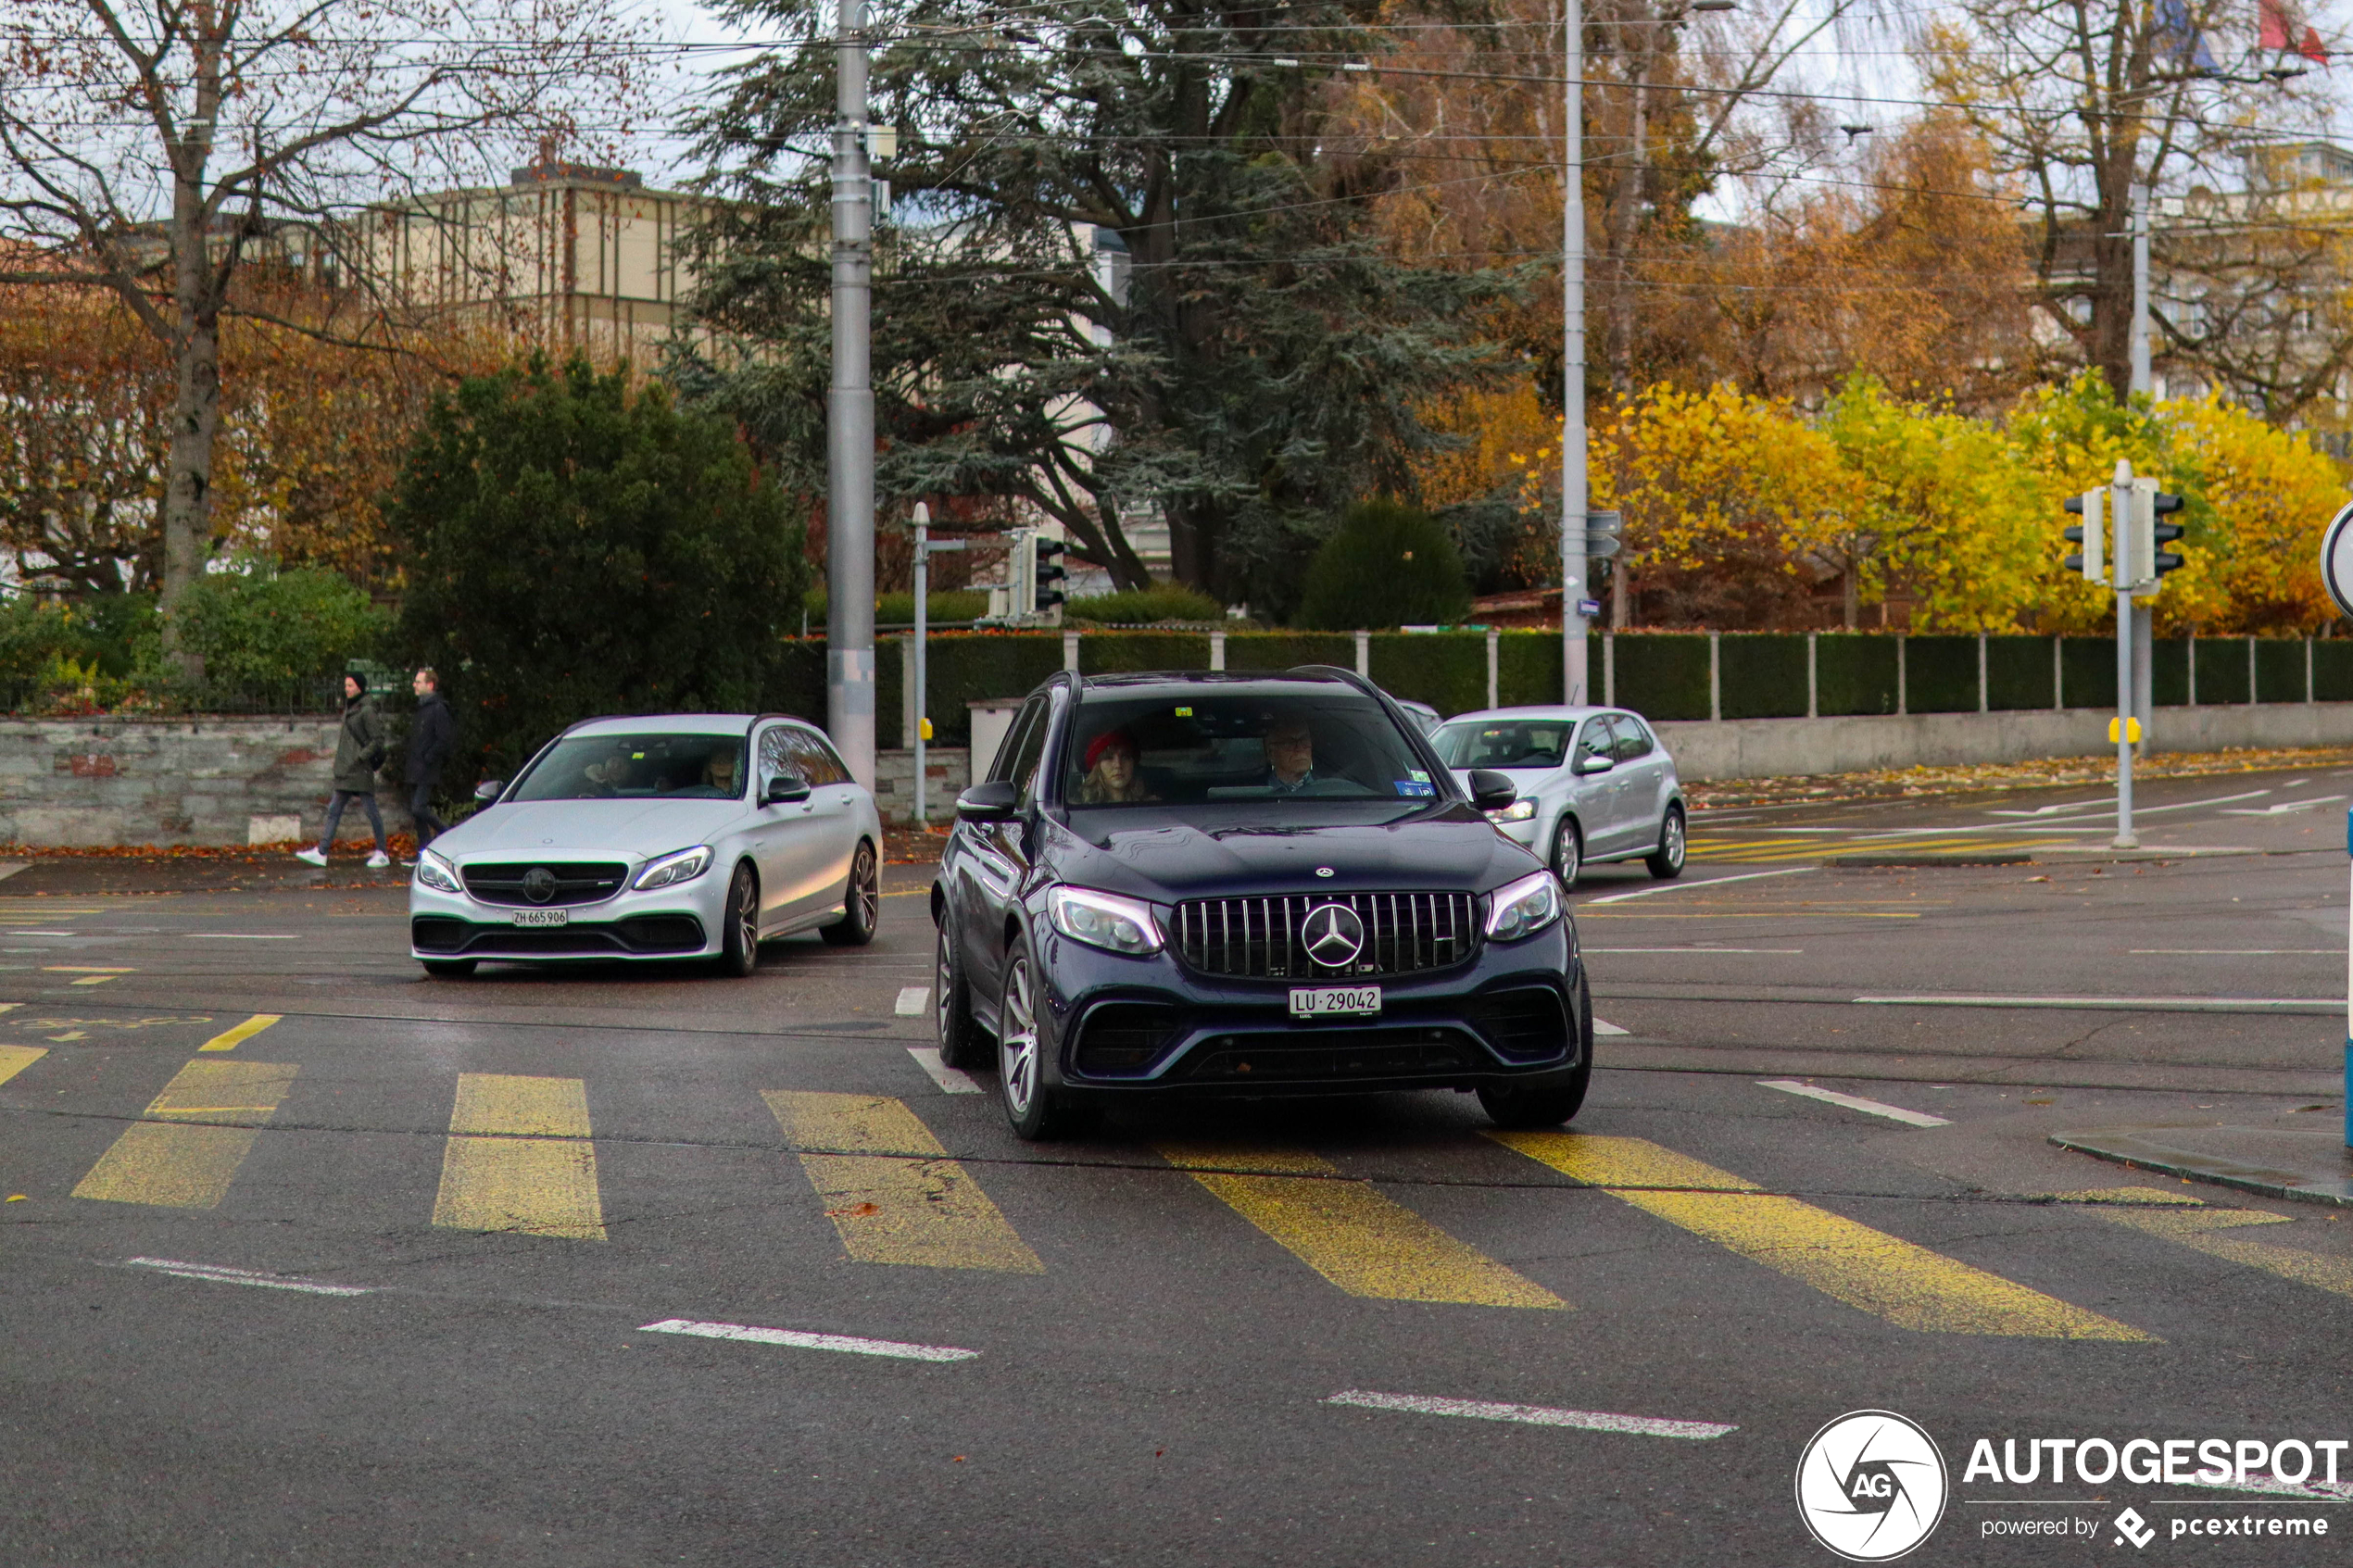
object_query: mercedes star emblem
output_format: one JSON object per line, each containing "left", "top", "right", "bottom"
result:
{"left": 1302, "top": 902, "right": 1365, "bottom": 968}
{"left": 522, "top": 867, "right": 559, "bottom": 905}
{"left": 1315, "top": 866, "right": 1335, "bottom": 878}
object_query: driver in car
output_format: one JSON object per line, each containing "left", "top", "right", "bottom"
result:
{"left": 1263, "top": 717, "right": 1317, "bottom": 795}
{"left": 702, "top": 747, "right": 742, "bottom": 797}
{"left": 580, "top": 741, "right": 636, "bottom": 795}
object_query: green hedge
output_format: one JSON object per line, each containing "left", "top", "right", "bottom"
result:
{"left": 2256, "top": 637, "right": 2306, "bottom": 704}
{"left": 1905, "top": 635, "right": 1979, "bottom": 714}
{"left": 907, "top": 633, "right": 1066, "bottom": 746}
{"left": 2317, "top": 640, "right": 2353, "bottom": 702}
{"left": 1717, "top": 634, "right": 1807, "bottom": 720}
{"left": 1986, "top": 635, "right": 2055, "bottom": 711}
{"left": 1368, "top": 633, "right": 1486, "bottom": 715}
{"left": 766, "top": 639, "right": 827, "bottom": 726}
{"left": 1078, "top": 633, "right": 1212, "bottom": 674}
{"left": 2060, "top": 637, "right": 2118, "bottom": 710}
{"left": 1225, "top": 633, "right": 1356, "bottom": 671}
{"left": 2148, "top": 638, "right": 2187, "bottom": 707}
{"left": 1816, "top": 635, "right": 1898, "bottom": 717}
{"left": 1500, "top": 632, "right": 1569, "bottom": 708}
{"left": 2193, "top": 636, "right": 2251, "bottom": 706}
{"left": 1614, "top": 633, "right": 1712, "bottom": 721}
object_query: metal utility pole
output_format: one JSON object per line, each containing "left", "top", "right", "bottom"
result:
{"left": 2111, "top": 458, "right": 2138, "bottom": 849}
{"left": 1560, "top": 0, "right": 1590, "bottom": 705}
{"left": 826, "top": 0, "right": 877, "bottom": 788}
{"left": 2128, "top": 185, "right": 2154, "bottom": 737}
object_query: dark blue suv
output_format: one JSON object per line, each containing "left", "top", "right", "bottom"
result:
{"left": 929, "top": 668, "right": 1592, "bottom": 1139}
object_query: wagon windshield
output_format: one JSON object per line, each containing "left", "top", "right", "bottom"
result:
{"left": 511, "top": 734, "right": 749, "bottom": 801}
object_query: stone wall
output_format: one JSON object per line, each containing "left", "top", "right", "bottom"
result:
{"left": 873, "top": 746, "right": 971, "bottom": 825}
{"left": 0, "top": 717, "right": 358, "bottom": 848}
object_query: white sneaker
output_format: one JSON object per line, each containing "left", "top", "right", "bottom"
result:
{"left": 366, "top": 852, "right": 392, "bottom": 870}
{"left": 295, "top": 847, "right": 327, "bottom": 868}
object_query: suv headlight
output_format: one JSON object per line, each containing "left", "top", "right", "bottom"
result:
{"left": 413, "top": 849, "right": 462, "bottom": 894}
{"left": 1485, "top": 869, "right": 1564, "bottom": 942}
{"left": 1486, "top": 798, "right": 1537, "bottom": 823}
{"left": 1047, "top": 885, "right": 1164, "bottom": 956}
{"left": 635, "top": 846, "right": 713, "bottom": 890}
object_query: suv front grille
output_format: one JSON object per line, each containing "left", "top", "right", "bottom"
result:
{"left": 1476, "top": 985, "right": 1574, "bottom": 1061}
{"left": 1172, "top": 892, "right": 1478, "bottom": 979}
{"left": 1070, "top": 1001, "right": 1184, "bottom": 1077}
{"left": 460, "top": 860, "right": 629, "bottom": 908}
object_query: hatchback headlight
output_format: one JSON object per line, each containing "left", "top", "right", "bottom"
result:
{"left": 635, "top": 846, "right": 713, "bottom": 890}
{"left": 1486, "top": 798, "right": 1537, "bottom": 823}
{"left": 413, "top": 849, "right": 462, "bottom": 894}
{"left": 1047, "top": 885, "right": 1164, "bottom": 956}
{"left": 1485, "top": 869, "right": 1564, "bottom": 941}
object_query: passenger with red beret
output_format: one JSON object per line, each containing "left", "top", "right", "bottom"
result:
{"left": 1075, "top": 727, "right": 1156, "bottom": 804}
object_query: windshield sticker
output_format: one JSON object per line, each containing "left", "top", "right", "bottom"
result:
{"left": 1406, "top": 769, "right": 1429, "bottom": 782}
{"left": 1175, "top": 706, "right": 1193, "bottom": 717}
{"left": 1394, "top": 780, "right": 1436, "bottom": 797}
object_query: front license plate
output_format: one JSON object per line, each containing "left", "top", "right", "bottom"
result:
{"left": 510, "top": 908, "right": 570, "bottom": 928}
{"left": 1290, "top": 985, "right": 1381, "bottom": 1019}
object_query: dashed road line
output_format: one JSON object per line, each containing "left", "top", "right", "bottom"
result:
{"left": 1592, "top": 1019, "right": 1629, "bottom": 1036}
{"left": 124, "top": 1257, "right": 371, "bottom": 1297}
{"left": 905, "top": 1046, "right": 985, "bottom": 1095}
{"left": 72, "top": 1060, "right": 300, "bottom": 1209}
{"left": 638, "top": 1318, "right": 979, "bottom": 1362}
{"left": 1325, "top": 1389, "right": 1735, "bottom": 1440}
{"left": 434, "top": 1073, "right": 607, "bottom": 1241}
{"left": 198, "top": 1013, "right": 283, "bottom": 1053}
{"left": 0, "top": 1044, "right": 44, "bottom": 1085}
{"left": 1758, "top": 1080, "right": 1951, "bottom": 1127}
{"left": 1582, "top": 868, "right": 1814, "bottom": 904}
{"left": 1855, "top": 994, "right": 2335, "bottom": 1014}
{"left": 893, "top": 985, "right": 931, "bottom": 1016}
{"left": 2068, "top": 1187, "right": 2353, "bottom": 1300}
{"left": 764, "top": 1091, "right": 1043, "bottom": 1273}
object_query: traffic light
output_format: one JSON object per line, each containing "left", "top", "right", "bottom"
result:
{"left": 1033, "top": 536, "right": 1067, "bottom": 613}
{"left": 2131, "top": 479, "right": 2187, "bottom": 587}
{"left": 2063, "top": 489, "right": 2104, "bottom": 582}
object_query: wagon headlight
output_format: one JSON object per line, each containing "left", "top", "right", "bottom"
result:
{"left": 635, "top": 846, "right": 713, "bottom": 890}
{"left": 1486, "top": 797, "right": 1537, "bottom": 822}
{"left": 1485, "top": 870, "right": 1563, "bottom": 942}
{"left": 1047, "top": 885, "right": 1164, "bottom": 956}
{"left": 413, "top": 849, "right": 463, "bottom": 894}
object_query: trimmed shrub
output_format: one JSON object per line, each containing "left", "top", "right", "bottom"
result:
{"left": 1615, "top": 633, "right": 1712, "bottom": 721}
{"left": 1293, "top": 500, "right": 1473, "bottom": 631}
{"left": 1816, "top": 634, "right": 1898, "bottom": 716}
{"left": 911, "top": 632, "right": 1066, "bottom": 746}
{"left": 2192, "top": 635, "right": 2250, "bottom": 706}
{"left": 175, "top": 565, "right": 386, "bottom": 696}
{"left": 2315, "top": 639, "right": 2353, "bottom": 702}
{"left": 1368, "top": 632, "right": 1487, "bottom": 716}
{"left": 1499, "top": 632, "right": 1570, "bottom": 709}
{"left": 1079, "top": 633, "right": 1214, "bottom": 673}
{"left": 1985, "top": 636, "right": 2056, "bottom": 712}
{"left": 1718, "top": 634, "right": 1809, "bottom": 721}
{"left": 1063, "top": 586, "right": 1223, "bottom": 625}
{"left": 2256, "top": 638, "right": 2306, "bottom": 704}
{"left": 1905, "top": 635, "right": 1980, "bottom": 715}
{"left": 1225, "top": 633, "right": 1356, "bottom": 671}
{"left": 2060, "top": 637, "right": 2118, "bottom": 710}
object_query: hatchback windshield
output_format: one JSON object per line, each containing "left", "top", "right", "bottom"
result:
{"left": 512, "top": 733, "right": 749, "bottom": 801}
{"left": 1433, "top": 720, "right": 1572, "bottom": 771}
{"left": 1063, "top": 691, "right": 1440, "bottom": 807}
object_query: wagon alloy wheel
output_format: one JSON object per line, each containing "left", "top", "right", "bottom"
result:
{"left": 996, "top": 935, "right": 1076, "bottom": 1140}
{"left": 821, "top": 841, "right": 880, "bottom": 947}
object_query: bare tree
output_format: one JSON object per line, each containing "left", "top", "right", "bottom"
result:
{"left": 0, "top": 0, "right": 643, "bottom": 671}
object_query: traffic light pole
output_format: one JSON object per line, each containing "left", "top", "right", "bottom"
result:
{"left": 2111, "top": 459, "right": 2137, "bottom": 850}
{"left": 1560, "top": 0, "right": 1589, "bottom": 705}
{"left": 826, "top": 0, "right": 877, "bottom": 789}
{"left": 2129, "top": 186, "right": 2156, "bottom": 751}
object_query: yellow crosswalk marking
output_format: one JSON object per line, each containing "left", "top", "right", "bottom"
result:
{"left": 1159, "top": 1143, "right": 1565, "bottom": 1310}
{"left": 433, "top": 1073, "right": 605, "bottom": 1240}
{"left": 2068, "top": 1187, "right": 2353, "bottom": 1298}
{"left": 72, "top": 1060, "right": 299, "bottom": 1209}
{"left": 0, "top": 1045, "right": 44, "bottom": 1085}
{"left": 763, "top": 1090, "right": 1043, "bottom": 1273}
{"left": 198, "top": 1013, "right": 283, "bottom": 1053}
{"left": 1490, "top": 1133, "right": 2148, "bottom": 1339}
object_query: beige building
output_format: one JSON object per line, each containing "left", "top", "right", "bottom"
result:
{"left": 361, "top": 162, "right": 714, "bottom": 360}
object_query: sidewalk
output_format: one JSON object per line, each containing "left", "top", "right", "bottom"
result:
{"left": 0, "top": 853, "right": 409, "bottom": 896}
{"left": 2053, "top": 1112, "right": 2353, "bottom": 1209}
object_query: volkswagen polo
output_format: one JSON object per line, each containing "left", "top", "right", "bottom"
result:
{"left": 930, "top": 668, "right": 1592, "bottom": 1139}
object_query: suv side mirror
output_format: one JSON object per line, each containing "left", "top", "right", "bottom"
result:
{"left": 1574, "top": 752, "right": 1615, "bottom": 776}
{"left": 472, "top": 780, "right": 505, "bottom": 804}
{"left": 1466, "top": 769, "right": 1517, "bottom": 812}
{"left": 956, "top": 780, "right": 1021, "bottom": 822}
{"left": 762, "top": 775, "right": 812, "bottom": 807}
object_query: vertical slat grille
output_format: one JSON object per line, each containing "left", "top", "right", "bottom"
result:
{"left": 1172, "top": 892, "right": 1479, "bottom": 978}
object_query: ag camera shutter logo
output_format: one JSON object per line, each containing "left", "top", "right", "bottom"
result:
{"left": 1795, "top": 1410, "right": 1949, "bottom": 1562}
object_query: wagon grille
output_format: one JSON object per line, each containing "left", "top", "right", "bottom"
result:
{"left": 460, "top": 860, "right": 629, "bottom": 908}
{"left": 1172, "top": 893, "right": 1478, "bottom": 979}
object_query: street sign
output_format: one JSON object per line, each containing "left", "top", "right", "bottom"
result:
{"left": 1577, "top": 598, "right": 1602, "bottom": 617}
{"left": 2322, "top": 501, "right": 2353, "bottom": 619}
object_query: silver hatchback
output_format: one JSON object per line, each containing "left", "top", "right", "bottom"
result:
{"left": 1432, "top": 706, "right": 1687, "bottom": 886}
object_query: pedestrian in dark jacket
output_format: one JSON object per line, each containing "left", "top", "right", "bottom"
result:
{"left": 296, "top": 672, "right": 390, "bottom": 869}
{"left": 406, "top": 667, "right": 455, "bottom": 849}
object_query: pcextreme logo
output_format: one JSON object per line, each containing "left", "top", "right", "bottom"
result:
{"left": 1796, "top": 1410, "right": 1951, "bottom": 1562}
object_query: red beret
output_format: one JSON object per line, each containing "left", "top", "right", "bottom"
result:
{"left": 1085, "top": 729, "right": 1136, "bottom": 771}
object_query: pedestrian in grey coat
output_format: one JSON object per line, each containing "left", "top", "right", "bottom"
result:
{"left": 296, "top": 672, "right": 391, "bottom": 869}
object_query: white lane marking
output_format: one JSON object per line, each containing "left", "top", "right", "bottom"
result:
{"left": 2133, "top": 948, "right": 2336, "bottom": 955}
{"left": 1586, "top": 947, "right": 1803, "bottom": 954}
{"left": 1326, "top": 1390, "right": 1735, "bottom": 1440}
{"left": 1854, "top": 994, "right": 2333, "bottom": 1012}
{"left": 125, "top": 1257, "right": 371, "bottom": 1297}
{"left": 1985, "top": 798, "right": 2113, "bottom": 819}
{"left": 1592, "top": 1019, "right": 1629, "bottom": 1036}
{"left": 893, "top": 985, "right": 931, "bottom": 1016}
{"left": 1, "top": 931, "right": 76, "bottom": 937}
{"left": 638, "top": 1318, "right": 978, "bottom": 1362}
{"left": 906, "top": 1046, "right": 986, "bottom": 1095}
{"left": 2221, "top": 795, "right": 2349, "bottom": 816}
{"left": 184, "top": 934, "right": 302, "bottom": 940}
{"left": 1757, "top": 1079, "right": 1951, "bottom": 1127}
{"left": 1582, "top": 867, "right": 1814, "bottom": 905}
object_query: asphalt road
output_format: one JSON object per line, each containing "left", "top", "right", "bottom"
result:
{"left": 6, "top": 765, "right": 2353, "bottom": 1565}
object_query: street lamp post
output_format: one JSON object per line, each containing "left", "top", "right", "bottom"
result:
{"left": 1561, "top": 0, "right": 1589, "bottom": 704}
{"left": 826, "top": 0, "right": 877, "bottom": 788}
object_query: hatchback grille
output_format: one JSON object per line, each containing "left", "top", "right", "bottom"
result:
{"left": 1172, "top": 893, "right": 1478, "bottom": 979}
{"left": 461, "top": 860, "right": 629, "bottom": 908}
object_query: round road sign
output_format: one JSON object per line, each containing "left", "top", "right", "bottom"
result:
{"left": 2323, "top": 501, "right": 2353, "bottom": 619}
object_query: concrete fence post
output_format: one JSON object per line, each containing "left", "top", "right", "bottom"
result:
{"left": 1485, "top": 628, "right": 1500, "bottom": 709}
{"left": 1603, "top": 633, "right": 1616, "bottom": 707}
{"left": 1353, "top": 630, "right": 1370, "bottom": 677}
{"left": 1063, "top": 630, "right": 1081, "bottom": 672}
{"left": 2187, "top": 635, "right": 2197, "bottom": 708}
{"left": 2248, "top": 635, "right": 2259, "bottom": 708}
{"left": 1806, "top": 632, "right": 1818, "bottom": 719}
{"left": 1708, "top": 631, "right": 1722, "bottom": 722}
{"left": 1896, "top": 635, "right": 1907, "bottom": 717}
{"left": 2053, "top": 637, "right": 2065, "bottom": 711}
{"left": 900, "top": 636, "right": 916, "bottom": 751}
{"left": 1978, "top": 633, "right": 1989, "bottom": 713}
{"left": 2309, "top": 637, "right": 2317, "bottom": 704}
{"left": 1209, "top": 631, "right": 1226, "bottom": 671}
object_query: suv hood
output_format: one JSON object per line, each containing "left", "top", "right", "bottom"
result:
{"left": 1046, "top": 806, "right": 1541, "bottom": 903}
{"left": 431, "top": 799, "right": 749, "bottom": 863}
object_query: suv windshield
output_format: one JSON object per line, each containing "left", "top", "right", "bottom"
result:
{"left": 1063, "top": 690, "right": 1439, "bottom": 808}
{"left": 1433, "top": 719, "right": 1572, "bottom": 771}
{"left": 512, "top": 733, "right": 749, "bottom": 802}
